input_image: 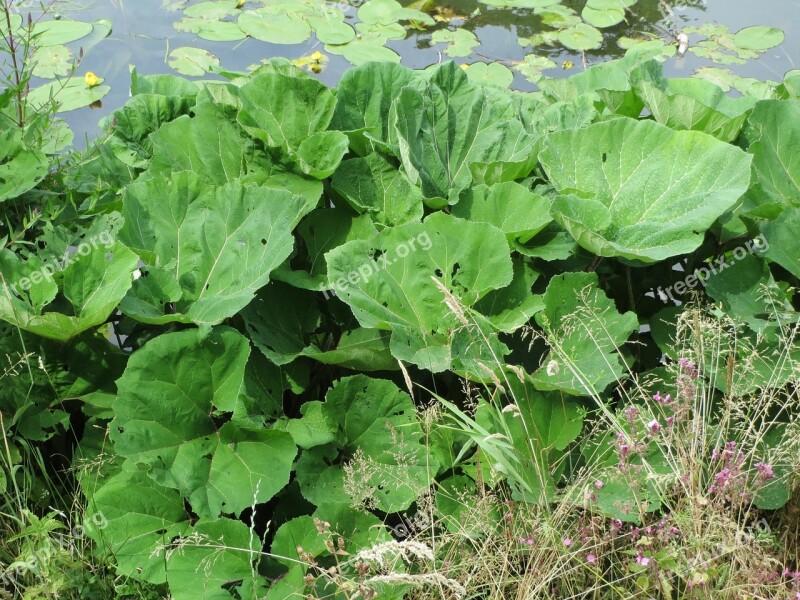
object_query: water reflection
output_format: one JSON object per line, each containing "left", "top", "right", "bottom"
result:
{"left": 20, "top": 0, "right": 798, "bottom": 146}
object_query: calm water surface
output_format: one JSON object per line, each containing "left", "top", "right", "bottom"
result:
{"left": 21, "top": 0, "right": 800, "bottom": 145}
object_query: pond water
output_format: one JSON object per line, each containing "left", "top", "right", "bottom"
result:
{"left": 16, "top": 0, "right": 800, "bottom": 146}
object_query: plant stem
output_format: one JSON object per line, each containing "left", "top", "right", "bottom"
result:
{"left": 2, "top": 0, "right": 25, "bottom": 128}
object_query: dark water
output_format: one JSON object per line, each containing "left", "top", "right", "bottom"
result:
{"left": 21, "top": 0, "right": 800, "bottom": 146}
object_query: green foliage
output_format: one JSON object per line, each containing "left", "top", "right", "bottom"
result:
{"left": 1, "top": 54, "right": 798, "bottom": 599}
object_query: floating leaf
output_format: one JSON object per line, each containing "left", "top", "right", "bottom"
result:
{"left": 27, "top": 78, "right": 110, "bottom": 113}
{"left": 174, "top": 17, "right": 246, "bottom": 41}
{"left": 357, "top": 0, "right": 434, "bottom": 26}
{"left": 238, "top": 7, "right": 312, "bottom": 44}
{"left": 31, "top": 44, "right": 73, "bottom": 78}
{"left": 32, "top": 19, "right": 93, "bottom": 46}
{"left": 581, "top": 0, "right": 626, "bottom": 28}
{"left": 558, "top": 23, "right": 603, "bottom": 51}
{"left": 732, "top": 25, "right": 784, "bottom": 51}
{"left": 167, "top": 46, "right": 220, "bottom": 76}
{"left": 464, "top": 61, "right": 514, "bottom": 88}
{"left": 431, "top": 28, "right": 479, "bottom": 57}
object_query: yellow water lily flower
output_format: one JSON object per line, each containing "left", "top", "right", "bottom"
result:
{"left": 236, "top": 0, "right": 245, "bottom": 7}
{"left": 84, "top": 71, "right": 101, "bottom": 88}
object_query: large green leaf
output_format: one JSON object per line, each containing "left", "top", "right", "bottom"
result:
{"left": 165, "top": 518, "right": 264, "bottom": 600}
{"left": 331, "top": 153, "right": 424, "bottom": 227}
{"left": 452, "top": 181, "right": 552, "bottom": 243}
{"left": 119, "top": 172, "right": 307, "bottom": 326}
{"left": 147, "top": 102, "right": 261, "bottom": 185}
{"left": 237, "top": 72, "right": 348, "bottom": 178}
{"left": 329, "top": 61, "right": 416, "bottom": 156}
{"left": 394, "top": 62, "right": 538, "bottom": 206}
{"left": 325, "top": 212, "right": 513, "bottom": 373}
{"left": 86, "top": 470, "right": 189, "bottom": 584}
{"left": 742, "top": 100, "right": 800, "bottom": 213}
{"left": 297, "top": 375, "right": 438, "bottom": 512}
{"left": 110, "top": 327, "right": 297, "bottom": 518}
{"left": 242, "top": 281, "right": 321, "bottom": 366}
{"left": 102, "top": 93, "right": 194, "bottom": 168}
{"left": 540, "top": 118, "right": 752, "bottom": 262}
{"left": 0, "top": 239, "right": 139, "bottom": 341}
{"left": 531, "top": 272, "right": 638, "bottom": 395}
{"left": 482, "top": 380, "right": 584, "bottom": 501}
{"left": 0, "top": 128, "right": 48, "bottom": 202}
{"left": 631, "top": 61, "right": 756, "bottom": 141}
{"left": 761, "top": 207, "right": 800, "bottom": 279}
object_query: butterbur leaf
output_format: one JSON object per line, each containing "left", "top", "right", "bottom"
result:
{"left": 297, "top": 375, "right": 439, "bottom": 512}
{"left": 119, "top": 171, "right": 307, "bottom": 326}
{"left": 147, "top": 102, "right": 259, "bottom": 185}
{"left": 86, "top": 471, "right": 189, "bottom": 584}
{"left": 242, "top": 281, "right": 321, "bottom": 366}
{"left": 540, "top": 118, "right": 752, "bottom": 262}
{"left": 484, "top": 379, "right": 584, "bottom": 501}
{"left": 332, "top": 153, "right": 424, "bottom": 227}
{"left": 110, "top": 327, "right": 297, "bottom": 517}
{"left": 103, "top": 94, "right": 194, "bottom": 168}
{"left": 329, "top": 61, "right": 416, "bottom": 156}
{"left": 631, "top": 61, "right": 756, "bottom": 141}
{"left": 165, "top": 518, "right": 264, "bottom": 600}
{"left": 742, "top": 100, "right": 800, "bottom": 213}
{"left": 761, "top": 208, "right": 800, "bottom": 279}
{"left": 237, "top": 72, "right": 347, "bottom": 178}
{"left": 325, "top": 212, "right": 513, "bottom": 373}
{"left": 452, "top": 181, "right": 552, "bottom": 243}
{"left": 531, "top": 272, "right": 638, "bottom": 395}
{"left": 301, "top": 328, "right": 397, "bottom": 371}
{"left": 0, "top": 240, "right": 139, "bottom": 341}
{"left": 395, "top": 62, "right": 538, "bottom": 205}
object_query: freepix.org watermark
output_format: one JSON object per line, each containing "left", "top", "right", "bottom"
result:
{"left": 0, "top": 511, "right": 109, "bottom": 587}
{"left": 320, "top": 232, "right": 433, "bottom": 300}
{"left": 1, "top": 231, "right": 114, "bottom": 298}
{"left": 648, "top": 235, "right": 769, "bottom": 304}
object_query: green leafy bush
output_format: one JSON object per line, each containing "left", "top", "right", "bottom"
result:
{"left": 1, "top": 53, "right": 799, "bottom": 599}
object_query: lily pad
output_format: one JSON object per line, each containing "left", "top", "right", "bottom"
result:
{"left": 558, "top": 23, "right": 603, "bottom": 51}
{"left": 31, "top": 44, "right": 74, "bottom": 79}
{"left": 32, "top": 19, "right": 93, "bottom": 46}
{"left": 464, "top": 61, "right": 514, "bottom": 88}
{"left": 174, "top": 17, "right": 246, "bottom": 41}
{"left": 167, "top": 46, "right": 220, "bottom": 76}
{"left": 431, "top": 28, "right": 479, "bottom": 57}
{"left": 732, "top": 25, "right": 785, "bottom": 51}
{"left": 238, "top": 8, "right": 312, "bottom": 44}
{"left": 27, "top": 78, "right": 110, "bottom": 113}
